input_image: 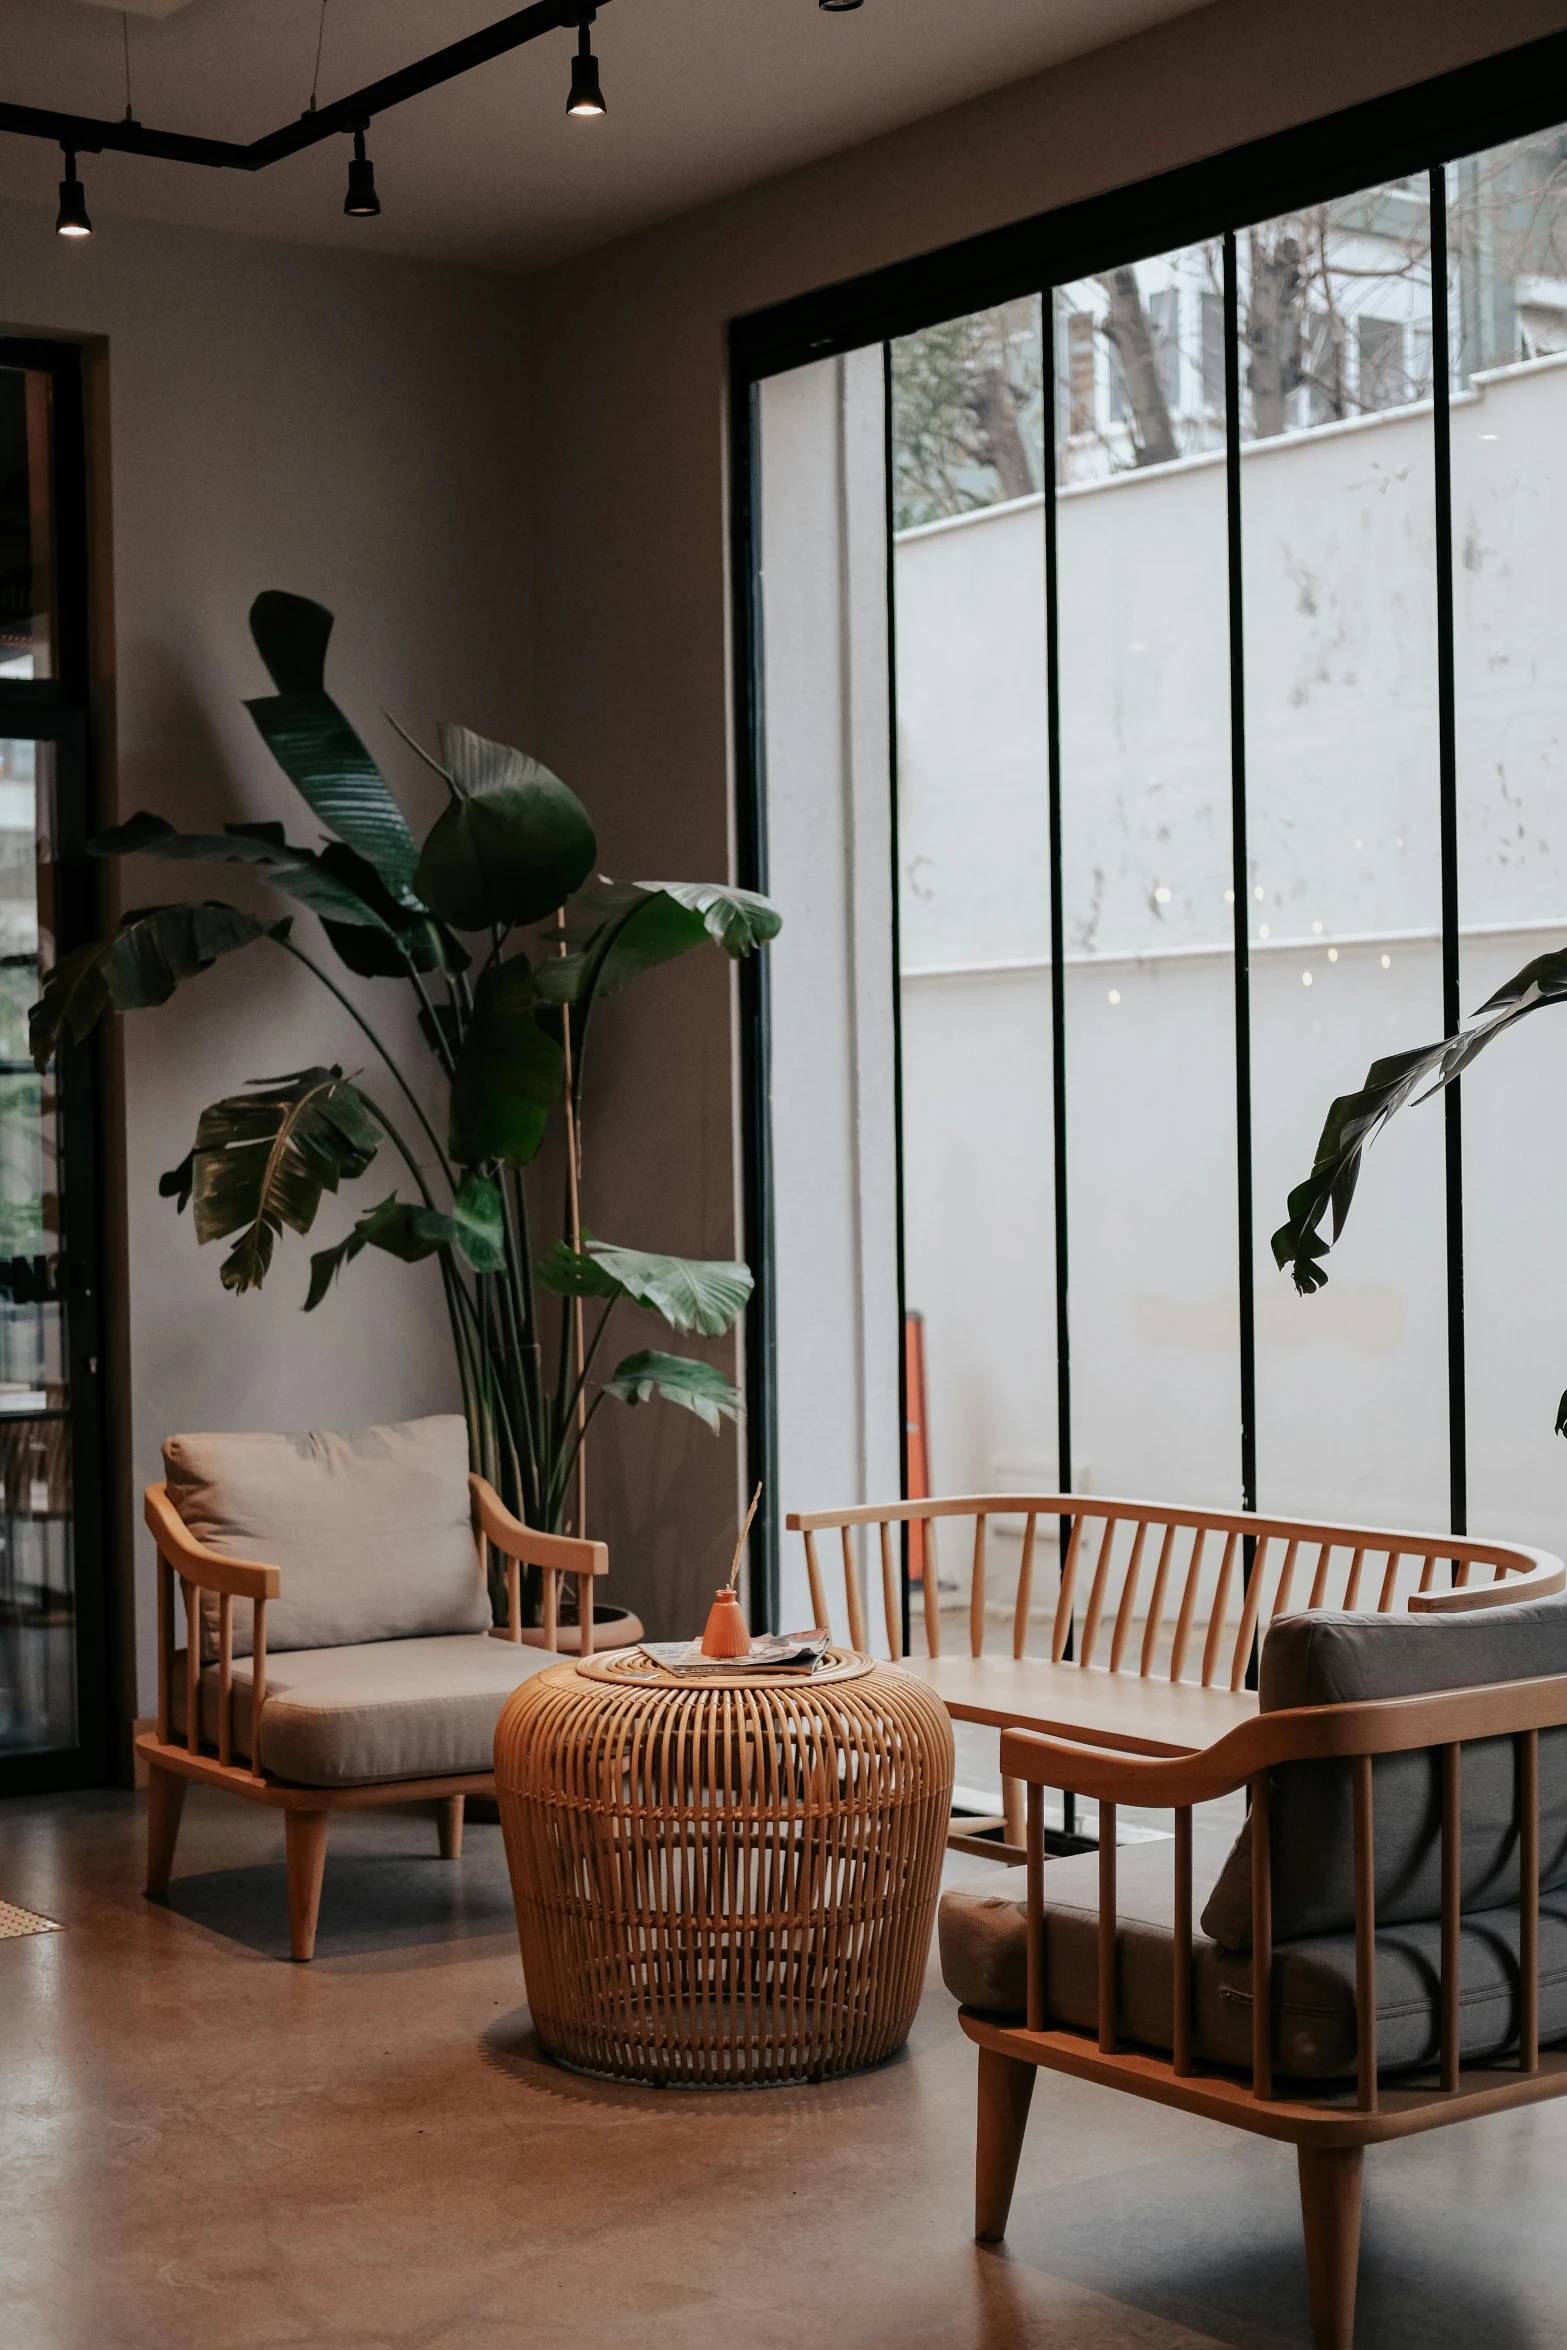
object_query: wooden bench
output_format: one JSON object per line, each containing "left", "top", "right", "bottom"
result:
{"left": 786, "top": 1494, "right": 1564, "bottom": 1856}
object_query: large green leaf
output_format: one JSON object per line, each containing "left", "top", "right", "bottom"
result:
{"left": 92, "top": 809, "right": 400, "bottom": 930}
{"left": 90, "top": 808, "right": 463, "bottom": 983}
{"left": 447, "top": 955, "right": 564, "bottom": 1167}
{"left": 246, "top": 692, "right": 422, "bottom": 903}
{"left": 305, "top": 1192, "right": 455, "bottom": 1311}
{"left": 601, "top": 1349, "right": 743, "bottom": 1433}
{"left": 1274, "top": 944, "right": 1567, "bottom": 1295}
{"left": 450, "top": 1170, "right": 507, "bottom": 1272}
{"left": 539, "top": 1238, "right": 752, "bottom": 1336}
{"left": 29, "top": 902, "right": 282, "bottom": 1069}
{"left": 413, "top": 728, "right": 596, "bottom": 931}
{"left": 179, "top": 1067, "right": 382, "bottom": 1292}
{"left": 535, "top": 881, "right": 781, "bottom": 1010}
{"left": 245, "top": 592, "right": 420, "bottom": 901}
{"left": 311, "top": 843, "right": 462, "bottom": 978}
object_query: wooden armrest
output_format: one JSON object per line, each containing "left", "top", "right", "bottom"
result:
{"left": 145, "top": 1483, "right": 281, "bottom": 1600}
{"left": 468, "top": 1475, "right": 608, "bottom": 1578}
{"left": 1001, "top": 1672, "right": 1567, "bottom": 1808}
{"left": 470, "top": 1475, "right": 609, "bottom": 1656}
{"left": 1410, "top": 1553, "right": 1565, "bottom": 1611}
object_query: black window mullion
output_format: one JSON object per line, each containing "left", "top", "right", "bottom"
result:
{"left": 881, "top": 342, "right": 913, "bottom": 1658}
{"left": 1043, "top": 287, "right": 1077, "bottom": 1825}
{"left": 1430, "top": 162, "right": 1467, "bottom": 1551}
{"left": 728, "top": 368, "right": 780, "bottom": 1633}
{"left": 1042, "top": 295, "right": 1071, "bottom": 1540}
{"left": 1222, "top": 232, "right": 1262, "bottom": 1689}
{"left": 1222, "top": 233, "right": 1258, "bottom": 1528}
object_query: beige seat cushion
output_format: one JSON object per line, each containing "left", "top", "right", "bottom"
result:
{"left": 172, "top": 1634, "right": 562, "bottom": 1786}
{"left": 163, "top": 1416, "right": 489, "bottom": 1657}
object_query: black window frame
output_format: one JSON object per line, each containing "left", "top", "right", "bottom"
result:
{"left": 729, "top": 26, "right": 1567, "bottom": 1632}
{"left": 0, "top": 336, "right": 113, "bottom": 1794}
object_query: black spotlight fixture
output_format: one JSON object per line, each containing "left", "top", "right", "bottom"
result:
{"left": 566, "top": 15, "right": 606, "bottom": 116}
{"left": 55, "top": 148, "right": 92, "bottom": 239}
{"left": 819, "top": 0, "right": 865, "bottom": 11}
{"left": 344, "top": 124, "right": 380, "bottom": 218}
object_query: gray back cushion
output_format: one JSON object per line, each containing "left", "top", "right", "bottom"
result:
{"left": 1200, "top": 1597, "right": 1567, "bottom": 1951}
{"left": 164, "top": 1416, "right": 489, "bottom": 1657}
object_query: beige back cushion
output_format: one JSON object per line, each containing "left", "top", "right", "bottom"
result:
{"left": 163, "top": 1416, "right": 488, "bottom": 1658}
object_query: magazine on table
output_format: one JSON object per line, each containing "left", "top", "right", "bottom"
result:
{"left": 637, "top": 1629, "right": 833, "bottom": 1677}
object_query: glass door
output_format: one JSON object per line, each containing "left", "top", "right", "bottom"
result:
{"left": 0, "top": 339, "right": 107, "bottom": 1793}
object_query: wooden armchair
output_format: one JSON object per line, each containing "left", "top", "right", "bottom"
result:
{"left": 136, "top": 1416, "right": 612, "bottom": 1960}
{"left": 939, "top": 1597, "right": 1567, "bottom": 2348}
{"left": 786, "top": 1492, "right": 1563, "bottom": 1855}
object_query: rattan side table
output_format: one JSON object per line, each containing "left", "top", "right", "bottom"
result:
{"left": 494, "top": 1649, "right": 953, "bottom": 2086}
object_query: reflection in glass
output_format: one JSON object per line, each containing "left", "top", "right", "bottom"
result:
{"left": 1055, "top": 250, "right": 1239, "bottom": 1514}
{"left": 0, "top": 737, "right": 74, "bottom": 1754}
{"left": 1241, "top": 184, "right": 1448, "bottom": 1532}
{"left": 0, "top": 368, "right": 55, "bottom": 682}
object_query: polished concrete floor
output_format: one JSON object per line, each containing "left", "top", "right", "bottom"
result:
{"left": 3, "top": 1787, "right": 1566, "bottom": 2349}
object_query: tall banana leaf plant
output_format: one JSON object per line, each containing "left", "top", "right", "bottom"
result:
{"left": 31, "top": 591, "right": 780, "bottom": 1611}
{"left": 1272, "top": 944, "right": 1567, "bottom": 1428}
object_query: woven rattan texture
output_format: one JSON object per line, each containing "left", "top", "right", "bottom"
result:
{"left": 0, "top": 1901, "right": 60, "bottom": 1939}
{"left": 496, "top": 1660, "right": 953, "bottom": 2086}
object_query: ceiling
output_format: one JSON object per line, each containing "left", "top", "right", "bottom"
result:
{"left": 0, "top": 0, "right": 1212, "bottom": 272}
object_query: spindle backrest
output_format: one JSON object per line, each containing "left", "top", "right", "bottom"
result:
{"left": 783, "top": 1495, "right": 1565, "bottom": 1684}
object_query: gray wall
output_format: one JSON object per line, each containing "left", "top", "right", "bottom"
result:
{"left": 0, "top": 198, "right": 530, "bottom": 1717}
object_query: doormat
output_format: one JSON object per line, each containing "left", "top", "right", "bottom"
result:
{"left": 0, "top": 1900, "right": 61, "bottom": 1939}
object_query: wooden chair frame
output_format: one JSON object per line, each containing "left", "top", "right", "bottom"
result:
{"left": 970, "top": 1679, "right": 1567, "bottom": 2350}
{"left": 134, "top": 1473, "right": 607, "bottom": 1960}
{"left": 786, "top": 1493, "right": 1564, "bottom": 1856}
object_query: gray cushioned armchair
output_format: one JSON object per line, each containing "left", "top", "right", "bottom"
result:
{"left": 136, "top": 1415, "right": 629, "bottom": 1959}
{"left": 939, "top": 1597, "right": 1567, "bottom": 2349}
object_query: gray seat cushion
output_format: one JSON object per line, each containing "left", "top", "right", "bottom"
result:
{"left": 939, "top": 1844, "right": 1567, "bottom": 2078}
{"left": 1201, "top": 1597, "right": 1567, "bottom": 1951}
{"left": 163, "top": 1417, "right": 490, "bottom": 1658}
{"left": 171, "top": 1635, "right": 560, "bottom": 1785}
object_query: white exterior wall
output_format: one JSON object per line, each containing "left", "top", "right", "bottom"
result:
{"left": 896, "top": 354, "right": 1567, "bottom": 1555}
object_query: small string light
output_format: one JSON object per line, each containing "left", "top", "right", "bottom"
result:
{"left": 343, "top": 124, "right": 379, "bottom": 217}
{"left": 567, "top": 16, "right": 606, "bottom": 114}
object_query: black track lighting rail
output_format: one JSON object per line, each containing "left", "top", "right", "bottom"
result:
{"left": 1, "top": 0, "right": 608, "bottom": 173}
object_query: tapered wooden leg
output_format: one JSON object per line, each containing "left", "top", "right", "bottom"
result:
{"left": 1297, "top": 2145, "right": 1364, "bottom": 2350}
{"left": 145, "top": 1765, "right": 188, "bottom": 1899}
{"left": 975, "top": 2047, "right": 1036, "bottom": 2243}
{"left": 285, "top": 1809, "right": 330, "bottom": 1963}
{"left": 437, "top": 1794, "right": 465, "bottom": 1859}
{"left": 1002, "top": 1775, "right": 1026, "bottom": 1851}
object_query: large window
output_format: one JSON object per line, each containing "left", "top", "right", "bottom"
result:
{"left": 0, "top": 340, "right": 108, "bottom": 1794}
{"left": 735, "top": 40, "right": 1567, "bottom": 1639}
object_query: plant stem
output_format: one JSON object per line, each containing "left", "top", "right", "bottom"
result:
{"left": 276, "top": 937, "right": 455, "bottom": 1193}
{"left": 557, "top": 1298, "right": 617, "bottom": 1443}
{"left": 351, "top": 1087, "right": 442, "bottom": 1212}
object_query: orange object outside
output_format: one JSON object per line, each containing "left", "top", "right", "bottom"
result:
{"left": 904, "top": 1312, "right": 931, "bottom": 1584}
